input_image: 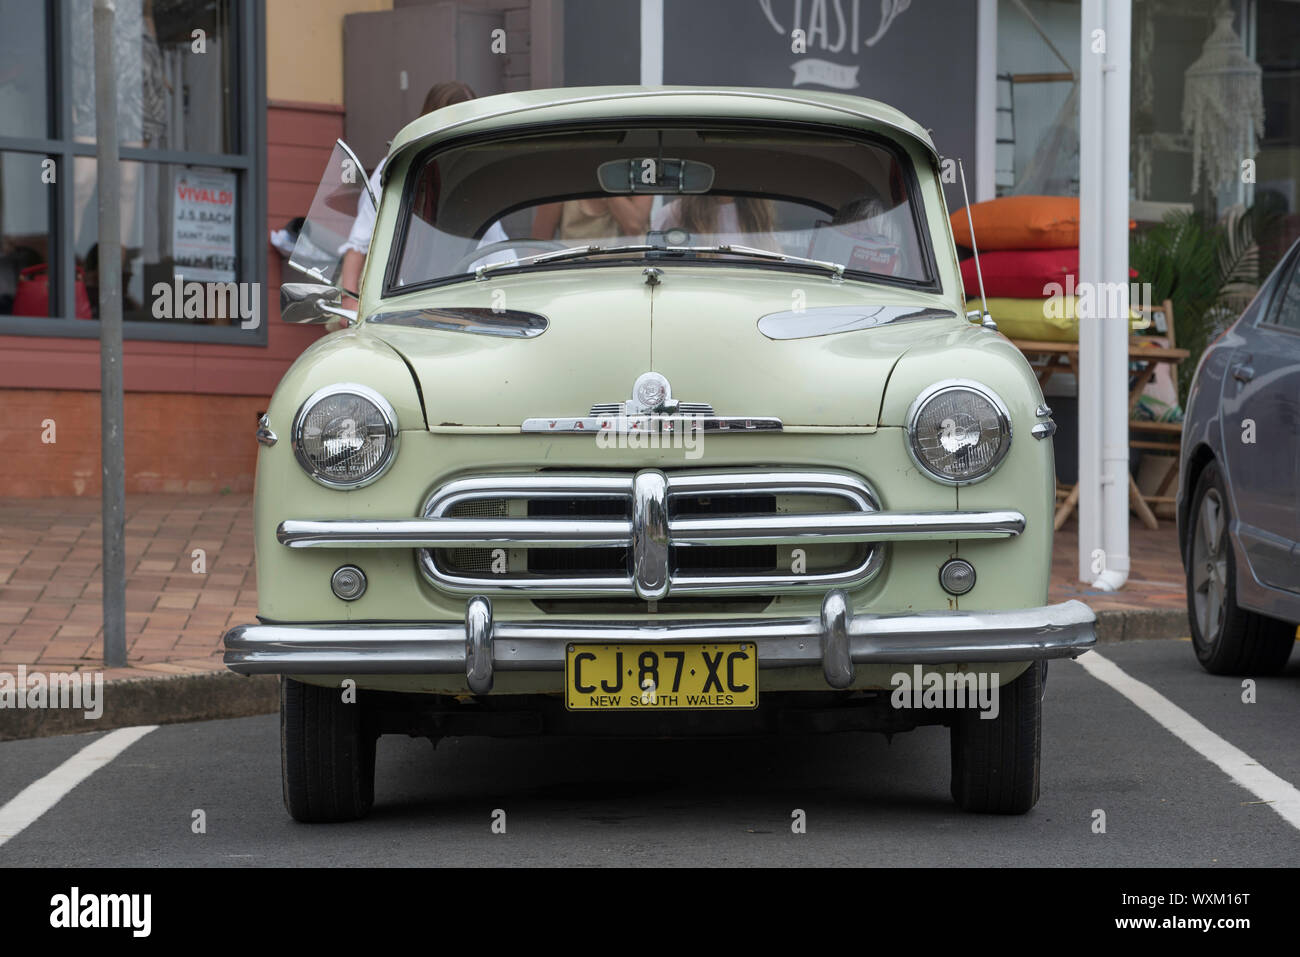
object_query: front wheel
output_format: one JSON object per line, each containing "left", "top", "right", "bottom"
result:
{"left": 950, "top": 661, "right": 1042, "bottom": 814}
{"left": 281, "top": 677, "right": 376, "bottom": 823}
{"left": 1186, "top": 462, "right": 1294, "bottom": 676}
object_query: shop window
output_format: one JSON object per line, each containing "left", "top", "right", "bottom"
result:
{"left": 0, "top": 0, "right": 263, "bottom": 343}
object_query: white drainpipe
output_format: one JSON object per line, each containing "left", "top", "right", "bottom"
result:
{"left": 1077, "top": 1, "right": 1103, "bottom": 585}
{"left": 640, "top": 0, "right": 663, "bottom": 86}
{"left": 1079, "top": 0, "right": 1131, "bottom": 591}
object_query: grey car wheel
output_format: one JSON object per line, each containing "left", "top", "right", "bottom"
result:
{"left": 1190, "top": 484, "right": 1229, "bottom": 647}
{"left": 950, "top": 661, "right": 1042, "bottom": 815}
{"left": 1186, "top": 462, "right": 1294, "bottom": 676}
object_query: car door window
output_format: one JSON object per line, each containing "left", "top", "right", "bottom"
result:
{"left": 1263, "top": 256, "right": 1300, "bottom": 331}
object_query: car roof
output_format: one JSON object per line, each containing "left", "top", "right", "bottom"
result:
{"left": 381, "top": 85, "right": 940, "bottom": 184}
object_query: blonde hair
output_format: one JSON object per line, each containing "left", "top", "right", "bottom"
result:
{"left": 674, "top": 195, "right": 776, "bottom": 237}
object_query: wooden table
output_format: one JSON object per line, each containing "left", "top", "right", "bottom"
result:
{"left": 1012, "top": 338, "right": 1190, "bottom": 530}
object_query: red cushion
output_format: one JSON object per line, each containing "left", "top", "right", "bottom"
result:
{"left": 960, "top": 248, "right": 1137, "bottom": 299}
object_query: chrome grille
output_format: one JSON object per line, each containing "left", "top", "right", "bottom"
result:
{"left": 419, "top": 470, "right": 882, "bottom": 597}
{"left": 443, "top": 499, "right": 508, "bottom": 573}
{"left": 589, "top": 401, "right": 714, "bottom": 416}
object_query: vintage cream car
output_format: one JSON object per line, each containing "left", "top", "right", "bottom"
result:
{"left": 226, "top": 87, "right": 1096, "bottom": 822}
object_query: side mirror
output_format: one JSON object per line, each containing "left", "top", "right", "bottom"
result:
{"left": 280, "top": 283, "right": 357, "bottom": 326}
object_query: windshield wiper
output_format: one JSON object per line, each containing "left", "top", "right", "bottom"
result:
{"left": 474, "top": 244, "right": 656, "bottom": 279}
{"left": 472, "top": 242, "right": 846, "bottom": 281}
{"left": 681, "top": 244, "right": 846, "bottom": 280}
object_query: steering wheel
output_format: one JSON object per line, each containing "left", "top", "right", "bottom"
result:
{"left": 452, "top": 238, "right": 572, "bottom": 273}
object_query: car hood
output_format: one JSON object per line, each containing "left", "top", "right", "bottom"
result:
{"left": 363, "top": 265, "right": 962, "bottom": 429}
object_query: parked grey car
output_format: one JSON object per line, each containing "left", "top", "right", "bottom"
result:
{"left": 1178, "top": 237, "right": 1300, "bottom": 675}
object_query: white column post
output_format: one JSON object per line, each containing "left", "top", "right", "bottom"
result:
{"left": 1078, "top": 0, "right": 1131, "bottom": 589}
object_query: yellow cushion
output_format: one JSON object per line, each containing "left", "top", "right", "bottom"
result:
{"left": 966, "top": 296, "right": 1079, "bottom": 341}
{"left": 965, "top": 297, "right": 1145, "bottom": 342}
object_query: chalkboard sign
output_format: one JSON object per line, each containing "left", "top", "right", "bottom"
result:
{"left": 563, "top": 0, "right": 979, "bottom": 211}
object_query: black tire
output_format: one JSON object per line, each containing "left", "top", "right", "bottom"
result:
{"left": 1185, "top": 462, "right": 1295, "bottom": 676}
{"left": 950, "top": 661, "right": 1042, "bottom": 814}
{"left": 281, "top": 676, "right": 376, "bottom": 822}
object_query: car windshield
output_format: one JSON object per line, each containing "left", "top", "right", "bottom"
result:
{"left": 387, "top": 124, "right": 934, "bottom": 291}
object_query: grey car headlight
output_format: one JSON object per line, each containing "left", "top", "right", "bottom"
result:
{"left": 292, "top": 384, "right": 398, "bottom": 488}
{"left": 905, "top": 380, "right": 1012, "bottom": 485}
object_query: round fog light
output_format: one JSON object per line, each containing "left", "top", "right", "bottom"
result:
{"left": 939, "top": 559, "right": 976, "bottom": 596}
{"left": 331, "top": 565, "right": 367, "bottom": 601}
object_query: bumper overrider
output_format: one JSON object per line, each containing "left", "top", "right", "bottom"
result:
{"left": 223, "top": 591, "right": 1096, "bottom": 693}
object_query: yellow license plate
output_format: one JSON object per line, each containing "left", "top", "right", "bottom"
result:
{"left": 565, "top": 643, "right": 758, "bottom": 710}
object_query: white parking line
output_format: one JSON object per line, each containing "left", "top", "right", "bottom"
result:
{"left": 0, "top": 725, "right": 157, "bottom": 848}
{"left": 1077, "top": 652, "right": 1300, "bottom": 832}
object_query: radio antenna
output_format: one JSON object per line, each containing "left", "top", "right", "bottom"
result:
{"left": 957, "top": 157, "right": 994, "bottom": 330}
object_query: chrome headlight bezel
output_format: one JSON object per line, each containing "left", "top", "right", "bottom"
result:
{"left": 291, "top": 383, "right": 399, "bottom": 489}
{"left": 904, "top": 379, "right": 1013, "bottom": 486}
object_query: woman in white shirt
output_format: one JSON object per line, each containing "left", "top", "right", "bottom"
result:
{"left": 338, "top": 82, "right": 478, "bottom": 308}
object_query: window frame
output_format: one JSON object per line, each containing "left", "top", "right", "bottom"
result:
{"left": 1256, "top": 241, "right": 1300, "bottom": 335}
{"left": 0, "top": 0, "right": 267, "bottom": 345}
{"left": 382, "top": 118, "right": 942, "bottom": 298}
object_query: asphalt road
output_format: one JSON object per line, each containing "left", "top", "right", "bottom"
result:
{"left": 2, "top": 638, "right": 1297, "bottom": 866}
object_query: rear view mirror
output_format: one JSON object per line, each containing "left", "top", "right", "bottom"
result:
{"left": 598, "top": 157, "right": 715, "bottom": 194}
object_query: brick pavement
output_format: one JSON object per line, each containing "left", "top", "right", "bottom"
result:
{"left": 0, "top": 494, "right": 256, "bottom": 681}
{"left": 1050, "top": 522, "right": 1189, "bottom": 616}
{"left": 0, "top": 494, "right": 1190, "bottom": 680}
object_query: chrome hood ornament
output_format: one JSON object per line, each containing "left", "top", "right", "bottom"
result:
{"left": 629, "top": 372, "right": 676, "bottom": 414}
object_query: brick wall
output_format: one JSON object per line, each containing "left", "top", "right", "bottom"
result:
{"left": 0, "top": 389, "right": 266, "bottom": 497}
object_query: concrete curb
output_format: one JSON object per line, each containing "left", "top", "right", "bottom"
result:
{"left": 0, "top": 671, "right": 279, "bottom": 742}
{"left": 0, "top": 606, "right": 1191, "bottom": 741}
{"left": 1094, "top": 607, "right": 1189, "bottom": 645}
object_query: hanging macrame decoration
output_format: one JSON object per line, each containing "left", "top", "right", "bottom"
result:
{"left": 1182, "top": 6, "right": 1265, "bottom": 193}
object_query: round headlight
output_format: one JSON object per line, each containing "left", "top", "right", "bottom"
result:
{"left": 905, "top": 381, "right": 1012, "bottom": 485}
{"left": 292, "top": 384, "right": 398, "bottom": 488}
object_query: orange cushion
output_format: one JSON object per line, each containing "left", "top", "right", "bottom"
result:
{"left": 951, "top": 196, "right": 1080, "bottom": 251}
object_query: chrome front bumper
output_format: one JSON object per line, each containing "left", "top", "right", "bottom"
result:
{"left": 223, "top": 590, "right": 1096, "bottom": 693}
